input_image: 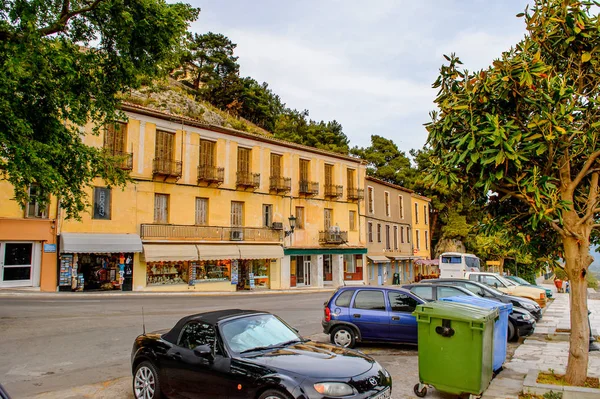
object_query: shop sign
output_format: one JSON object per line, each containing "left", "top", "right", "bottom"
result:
{"left": 44, "top": 243, "right": 56, "bottom": 253}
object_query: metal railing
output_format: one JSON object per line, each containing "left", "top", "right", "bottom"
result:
{"left": 299, "top": 180, "right": 319, "bottom": 195}
{"left": 347, "top": 188, "right": 364, "bottom": 201}
{"left": 319, "top": 230, "right": 348, "bottom": 244}
{"left": 105, "top": 150, "right": 133, "bottom": 170}
{"left": 153, "top": 158, "right": 182, "bottom": 178}
{"left": 198, "top": 165, "right": 224, "bottom": 185}
{"left": 141, "top": 224, "right": 282, "bottom": 242}
{"left": 324, "top": 184, "right": 343, "bottom": 199}
{"left": 236, "top": 171, "right": 260, "bottom": 188}
{"left": 269, "top": 176, "right": 291, "bottom": 193}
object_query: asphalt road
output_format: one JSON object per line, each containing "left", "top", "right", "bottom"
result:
{"left": 0, "top": 293, "right": 332, "bottom": 398}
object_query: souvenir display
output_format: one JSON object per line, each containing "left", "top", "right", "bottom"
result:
{"left": 146, "top": 262, "right": 188, "bottom": 285}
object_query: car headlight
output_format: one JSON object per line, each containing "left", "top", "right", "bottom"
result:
{"left": 314, "top": 382, "right": 355, "bottom": 396}
{"left": 522, "top": 302, "right": 535, "bottom": 310}
{"left": 520, "top": 313, "right": 532, "bottom": 321}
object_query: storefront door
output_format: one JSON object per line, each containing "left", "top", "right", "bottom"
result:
{"left": 297, "top": 258, "right": 311, "bottom": 286}
{"left": 0, "top": 242, "right": 39, "bottom": 288}
{"left": 303, "top": 259, "right": 311, "bottom": 286}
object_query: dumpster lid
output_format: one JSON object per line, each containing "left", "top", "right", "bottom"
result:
{"left": 413, "top": 301, "right": 499, "bottom": 324}
{"left": 439, "top": 296, "right": 513, "bottom": 312}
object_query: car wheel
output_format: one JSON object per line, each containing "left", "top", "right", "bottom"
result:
{"left": 133, "top": 361, "right": 162, "bottom": 399}
{"left": 259, "top": 389, "right": 292, "bottom": 399}
{"left": 331, "top": 326, "right": 356, "bottom": 348}
{"left": 507, "top": 321, "right": 516, "bottom": 342}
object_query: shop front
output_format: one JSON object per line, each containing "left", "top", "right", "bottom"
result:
{"left": 59, "top": 233, "right": 142, "bottom": 291}
{"left": 387, "top": 256, "right": 414, "bottom": 285}
{"left": 367, "top": 255, "right": 391, "bottom": 285}
{"left": 285, "top": 248, "right": 367, "bottom": 288}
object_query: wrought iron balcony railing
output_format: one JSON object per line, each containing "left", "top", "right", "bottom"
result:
{"left": 298, "top": 180, "right": 319, "bottom": 196}
{"left": 153, "top": 158, "right": 182, "bottom": 178}
{"left": 106, "top": 150, "right": 133, "bottom": 170}
{"left": 198, "top": 165, "right": 224, "bottom": 185}
{"left": 347, "top": 187, "right": 364, "bottom": 201}
{"left": 140, "top": 224, "right": 282, "bottom": 242}
{"left": 269, "top": 176, "right": 291, "bottom": 193}
{"left": 236, "top": 171, "right": 260, "bottom": 189}
{"left": 319, "top": 230, "right": 348, "bottom": 245}
{"left": 324, "top": 184, "right": 343, "bottom": 199}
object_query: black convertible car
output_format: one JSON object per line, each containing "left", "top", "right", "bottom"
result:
{"left": 131, "top": 309, "right": 392, "bottom": 399}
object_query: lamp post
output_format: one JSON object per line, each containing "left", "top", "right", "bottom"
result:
{"left": 285, "top": 215, "right": 296, "bottom": 238}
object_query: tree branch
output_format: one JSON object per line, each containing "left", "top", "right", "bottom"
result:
{"left": 550, "top": 220, "right": 567, "bottom": 237}
{"left": 570, "top": 150, "right": 600, "bottom": 191}
{"left": 580, "top": 171, "right": 600, "bottom": 225}
{"left": 38, "top": 0, "right": 106, "bottom": 37}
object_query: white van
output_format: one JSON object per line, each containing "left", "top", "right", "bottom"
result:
{"left": 438, "top": 252, "right": 481, "bottom": 278}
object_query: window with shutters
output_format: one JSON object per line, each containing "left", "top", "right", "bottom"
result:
{"left": 347, "top": 169, "right": 355, "bottom": 189}
{"left": 324, "top": 164, "right": 333, "bottom": 186}
{"left": 93, "top": 187, "right": 111, "bottom": 220}
{"left": 104, "top": 122, "right": 127, "bottom": 153}
{"left": 368, "top": 222, "right": 373, "bottom": 242}
{"left": 199, "top": 140, "right": 215, "bottom": 167}
{"left": 398, "top": 195, "right": 404, "bottom": 219}
{"left": 424, "top": 204, "right": 428, "bottom": 225}
{"left": 237, "top": 147, "right": 251, "bottom": 173}
{"left": 400, "top": 226, "right": 405, "bottom": 243}
{"left": 414, "top": 202, "right": 419, "bottom": 224}
{"left": 385, "top": 192, "right": 390, "bottom": 217}
{"left": 407, "top": 227, "right": 411, "bottom": 243}
{"left": 367, "top": 186, "right": 374, "bottom": 213}
{"left": 324, "top": 208, "right": 333, "bottom": 230}
{"left": 195, "top": 198, "right": 208, "bottom": 225}
{"left": 231, "top": 201, "right": 244, "bottom": 227}
{"left": 425, "top": 230, "right": 429, "bottom": 250}
{"left": 299, "top": 159, "right": 309, "bottom": 181}
{"left": 155, "top": 130, "right": 174, "bottom": 160}
{"left": 154, "top": 194, "right": 169, "bottom": 223}
{"left": 385, "top": 225, "right": 390, "bottom": 249}
{"left": 349, "top": 210, "right": 356, "bottom": 231}
{"left": 394, "top": 226, "right": 398, "bottom": 250}
{"left": 416, "top": 229, "right": 420, "bottom": 249}
{"left": 26, "top": 184, "right": 48, "bottom": 218}
{"left": 295, "top": 207, "right": 305, "bottom": 229}
{"left": 263, "top": 204, "right": 273, "bottom": 228}
{"left": 270, "top": 154, "right": 282, "bottom": 177}
{"left": 377, "top": 223, "right": 382, "bottom": 243}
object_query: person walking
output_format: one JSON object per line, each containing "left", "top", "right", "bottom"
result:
{"left": 565, "top": 280, "right": 570, "bottom": 294}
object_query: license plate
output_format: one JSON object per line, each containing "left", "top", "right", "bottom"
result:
{"left": 371, "top": 387, "right": 391, "bottom": 399}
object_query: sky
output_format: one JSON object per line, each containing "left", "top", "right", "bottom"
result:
{"left": 187, "top": 0, "right": 532, "bottom": 153}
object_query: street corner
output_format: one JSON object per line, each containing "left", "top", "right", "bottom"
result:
{"left": 25, "top": 377, "right": 132, "bottom": 399}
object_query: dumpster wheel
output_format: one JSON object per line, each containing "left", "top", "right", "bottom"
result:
{"left": 413, "top": 383, "right": 427, "bottom": 397}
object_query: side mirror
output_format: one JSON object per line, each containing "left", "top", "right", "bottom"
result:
{"left": 193, "top": 344, "right": 213, "bottom": 360}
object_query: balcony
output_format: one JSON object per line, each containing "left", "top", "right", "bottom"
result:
{"left": 324, "top": 184, "right": 343, "bottom": 199}
{"left": 347, "top": 188, "right": 364, "bottom": 201}
{"left": 236, "top": 171, "right": 260, "bottom": 190}
{"left": 298, "top": 180, "right": 319, "bottom": 196}
{"left": 269, "top": 176, "right": 291, "bottom": 193}
{"left": 198, "top": 165, "right": 224, "bottom": 185}
{"left": 141, "top": 224, "right": 282, "bottom": 242}
{"left": 319, "top": 230, "right": 348, "bottom": 245}
{"left": 153, "top": 158, "right": 182, "bottom": 179}
{"left": 106, "top": 150, "right": 133, "bottom": 170}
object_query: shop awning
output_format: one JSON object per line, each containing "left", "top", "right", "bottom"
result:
{"left": 284, "top": 247, "right": 367, "bottom": 256}
{"left": 414, "top": 258, "right": 439, "bottom": 265}
{"left": 143, "top": 244, "right": 198, "bottom": 262}
{"left": 367, "top": 255, "right": 391, "bottom": 263}
{"left": 238, "top": 245, "right": 283, "bottom": 260}
{"left": 387, "top": 256, "right": 414, "bottom": 260}
{"left": 197, "top": 244, "right": 240, "bottom": 261}
{"left": 60, "top": 233, "right": 143, "bottom": 253}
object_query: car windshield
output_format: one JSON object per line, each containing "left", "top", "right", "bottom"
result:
{"left": 512, "top": 276, "right": 530, "bottom": 285}
{"left": 497, "top": 275, "right": 517, "bottom": 286}
{"left": 220, "top": 314, "right": 301, "bottom": 354}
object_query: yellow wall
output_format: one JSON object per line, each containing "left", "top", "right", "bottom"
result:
{"left": 411, "top": 194, "right": 431, "bottom": 259}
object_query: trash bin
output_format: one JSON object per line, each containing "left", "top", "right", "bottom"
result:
{"left": 413, "top": 301, "right": 497, "bottom": 397}
{"left": 440, "top": 296, "right": 512, "bottom": 372}
{"left": 393, "top": 273, "right": 400, "bottom": 285}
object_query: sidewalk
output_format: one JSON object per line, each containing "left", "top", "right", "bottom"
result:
{"left": 482, "top": 285, "right": 600, "bottom": 399}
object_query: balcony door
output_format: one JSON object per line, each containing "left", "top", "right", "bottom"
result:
{"left": 104, "top": 122, "right": 127, "bottom": 153}
{"left": 155, "top": 130, "right": 174, "bottom": 161}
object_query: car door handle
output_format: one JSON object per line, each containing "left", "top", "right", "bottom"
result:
{"left": 171, "top": 352, "right": 183, "bottom": 361}
{"left": 391, "top": 316, "right": 400, "bottom": 321}
{"left": 353, "top": 314, "right": 361, "bottom": 318}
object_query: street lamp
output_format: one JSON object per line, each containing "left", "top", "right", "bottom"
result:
{"left": 285, "top": 215, "right": 296, "bottom": 237}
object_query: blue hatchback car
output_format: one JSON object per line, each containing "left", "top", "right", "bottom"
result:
{"left": 322, "top": 286, "right": 424, "bottom": 348}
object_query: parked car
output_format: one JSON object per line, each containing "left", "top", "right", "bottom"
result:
{"left": 323, "top": 286, "right": 423, "bottom": 348}
{"left": 425, "top": 278, "right": 543, "bottom": 321}
{"left": 505, "top": 275, "right": 553, "bottom": 298}
{"left": 0, "top": 384, "right": 11, "bottom": 399}
{"left": 131, "top": 309, "right": 392, "bottom": 399}
{"left": 402, "top": 283, "right": 536, "bottom": 341}
{"left": 465, "top": 272, "right": 547, "bottom": 307}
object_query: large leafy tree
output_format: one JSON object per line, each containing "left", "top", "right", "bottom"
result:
{"left": 426, "top": 0, "right": 599, "bottom": 383}
{"left": 0, "top": 0, "right": 199, "bottom": 218}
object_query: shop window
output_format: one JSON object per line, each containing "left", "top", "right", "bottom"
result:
{"left": 2, "top": 243, "right": 33, "bottom": 281}
{"left": 377, "top": 223, "right": 381, "bottom": 243}
{"left": 147, "top": 262, "right": 188, "bottom": 285}
{"left": 195, "top": 198, "right": 208, "bottom": 225}
{"left": 323, "top": 255, "right": 332, "bottom": 281}
{"left": 368, "top": 222, "right": 373, "bottom": 243}
{"left": 349, "top": 210, "right": 356, "bottom": 231}
{"left": 344, "top": 254, "right": 356, "bottom": 273}
{"left": 295, "top": 207, "right": 305, "bottom": 229}
{"left": 154, "top": 193, "right": 169, "bottom": 223}
{"left": 26, "top": 184, "right": 48, "bottom": 218}
{"left": 398, "top": 195, "right": 404, "bottom": 219}
{"left": 367, "top": 186, "right": 374, "bottom": 213}
{"left": 190, "top": 260, "right": 231, "bottom": 282}
{"left": 247, "top": 259, "right": 270, "bottom": 288}
{"left": 93, "top": 187, "right": 111, "bottom": 220}
{"left": 263, "top": 204, "right": 273, "bottom": 228}
{"left": 385, "top": 192, "right": 390, "bottom": 217}
{"left": 231, "top": 201, "right": 244, "bottom": 227}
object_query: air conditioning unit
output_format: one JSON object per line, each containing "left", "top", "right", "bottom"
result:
{"left": 271, "top": 222, "right": 284, "bottom": 230}
{"left": 230, "top": 229, "right": 244, "bottom": 241}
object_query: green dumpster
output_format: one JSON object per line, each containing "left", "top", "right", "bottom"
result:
{"left": 412, "top": 301, "right": 498, "bottom": 398}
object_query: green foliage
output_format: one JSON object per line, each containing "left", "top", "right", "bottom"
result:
{"left": 351, "top": 135, "right": 414, "bottom": 186}
{"left": 586, "top": 272, "right": 598, "bottom": 289}
{"left": 0, "top": 0, "right": 199, "bottom": 218}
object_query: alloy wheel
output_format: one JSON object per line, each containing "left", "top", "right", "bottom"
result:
{"left": 134, "top": 366, "right": 156, "bottom": 399}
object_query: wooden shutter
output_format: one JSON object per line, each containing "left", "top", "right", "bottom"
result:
{"left": 347, "top": 169, "right": 355, "bottom": 189}
{"left": 394, "top": 226, "right": 398, "bottom": 249}
{"left": 155, "top": 130, "right": 174, "bottom": 160}
{"left": 237, "top": 148, "right": 250, "bottom": 173}
{"left": 295, "top": 207, "right": 304, "bottom": 229}
{"left": 231, "top": 202, "right": 243, "bottom": 226}
{"left": 324, "top": 164, "right": 333, "bottom": 186}
{"left": 385, "top": 193, "right": 390, "bottom": 216}
{"left": 154, "top": 194, "right": 168, "bottom": 223}
{"left": 324, "top": 208, "right": 332, "bottom": 230}
{"left": 299, "top": 159, "right": 309, "bottom": 181}
{"left": 270, "top": 154, "right": 281, "bottom": 177}
{"left": 386, "top": 225, "right": 390, "bottom": 249}
{"left": 200, "top": 140, "right": 214, "bottom": 167}
{"left": 195, "top": 198, "right": 208, "bottom": 225}
{"left": 104, "top": 123, "right": 126, "bottom": 153}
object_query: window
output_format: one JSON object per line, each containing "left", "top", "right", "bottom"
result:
{"left": 425, "top": 230, "right": 429, "bottom": 250}
{"left": 324, "top": 164, "right": 333, "bottom": 186}
{"left": 347, "top": 169, "right": 356, "bottom": 189}
{"left": 155, "top": 130, "right": 174, "bottom": 160}
{"left": 353, "top": 290, "right": 386, "bottom": 311}
{"left": 349, "top": 211, "right": 356, "bottom": 231}
{"left": 178, "top": 322, "right": 220, "bottom": 354}
{"left": 324, "top": 208, "right": 333, "bottom": 230}
{"left": 104, "top": 122, "right": 127, "bottom": 153}
{"left": 263, "top": 204, "right": 273, "bottom": 228}
{"left": 2, "top": 243, "right": 34, "bottom": 281}
{"left": 414, "top": 202, "right": 419, "bottom": 224}
{"left": 465, "top": 256, "right": 481, "bottom": 269}
{"left": 377, "top": 223, "right": 382, "bottom": 243}
{"left": 368, "top": 222, "right": 373, "bottom": 242}
{"left": 323, "top": 255, "right": 332, "bottom": 281}
{"left": 438, "top": 286, "right": 467, "bottom": 299}
{"left": 295, "top": 207, "right": 305, "bottom": 229}
{"left": 199, "top": 140, "right": 215, "bottom": 167}
{"left": 407, "top": 227, "right": 411, "bottom": 243}
{"left": 415, "top": 229, "right": 420, "bottom": 249}
{"left": 26, "top": 184, "right": 48, "bottom": 218}
{"left": 442, "top": 255, "right": 462, "bottom": 264}
{"left": 367, "top": 187, "right": 374, "bottom": 213}
{"left": 394, "top": 226, "right": 398, "bottom": 250}
{"left": 299, "top": 159, "right": 310, "bottom": 181}
{"left": 424, "top": 204, "right": 428, "bottom": 225}
{"left": 270, "top": 153, "right": 282, "bottom": 177}
{"left": 237, "top": 147, "right": 251, "bottom": 173}
{"left": 411, "top": 286, "right": 433, "bottom": 301}
{"left": 385, "top": 225, "right": 390, "bottom": 249}
{"left": 400, "top": 226, "right": 405, "bottom": 243}
{"left": 482, "top": 275, "right": 502, "bottom": 288}
{"left": 231, "top": 201, "right": 244, "bottom": 227}
{"left": 195, "top": 198, "right": 208, "bottom": 225}
{"left": 388, "top": 291, "right": 419, "bottom": 312}
{"left": 385, "top": 192, "right": 390, "bottom": 217}
{"left": 154, "top": 194, "right": 169, "bottom": 223}
{"left": 93, "top": 187, "right": 111, "bottom": 220}
{"left": 398, "top": 195, "right": 404, "bottom": 219}
{"left": 335, "top": 290, "right": 354, "bottom": 307}
{"left": 344, "top": 254, "right": 356, "bottom": 273}
{"left": 468, "top": 274, "right": 479, "bottom": 281}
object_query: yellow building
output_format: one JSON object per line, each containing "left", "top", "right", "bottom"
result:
{"left": 49, "top": 103, "right": 367, "bottom": 292}
{"left": 411, "top": 193, "right": 433, "bottom": 277}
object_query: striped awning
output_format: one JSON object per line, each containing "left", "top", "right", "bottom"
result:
{"left": 60, "top": 233, "right": 142, "bottom": 254}
{"left": 367, "top": 255, "right": 391, "bottom": 263}
{"left": 142, "top": 245, "right": 198, "bottom": 262}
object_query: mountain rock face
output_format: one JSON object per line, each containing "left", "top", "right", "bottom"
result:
{"left": 433, "top": 239, "right": 466, "bottom": 258}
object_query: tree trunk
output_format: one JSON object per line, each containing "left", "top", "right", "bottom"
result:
{"left": 562, "top": 229, "right": 591, "bottom": 385}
